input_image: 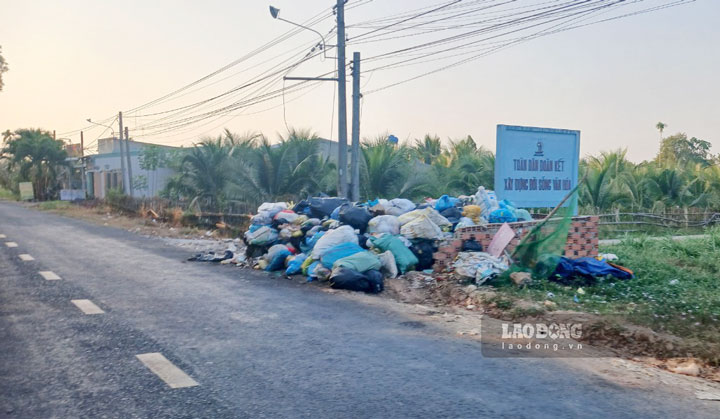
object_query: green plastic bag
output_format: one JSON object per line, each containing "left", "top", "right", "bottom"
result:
{"left": 333, "top": 251, "right": 382, "bottom": 273}
{"left": 369, "top": 234, "right": 418, "bottom": 273}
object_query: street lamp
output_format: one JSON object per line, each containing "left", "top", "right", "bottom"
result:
{"left": 269, "top": 5, "right": 327, "bottom": 58}
{"left": 86, "top": 118, "right": 115, "bottom": 137}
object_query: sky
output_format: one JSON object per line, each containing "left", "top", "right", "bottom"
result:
{"left": 1, "top": 0, "right": 718, "bottom": 162}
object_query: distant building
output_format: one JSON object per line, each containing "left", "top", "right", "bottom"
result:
{"left": 82, "top": 138, "right": 180, "bottom": 199}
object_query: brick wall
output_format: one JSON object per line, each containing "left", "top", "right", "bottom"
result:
{"left": 433, "top": 216, "right": 599, "bottom": 272}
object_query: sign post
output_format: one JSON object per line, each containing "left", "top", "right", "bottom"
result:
{"left": 494, "top": 125, "right": 580, "bottom": 209}
{"left": 19, "top": 182, "right": 35, "bottom": 201}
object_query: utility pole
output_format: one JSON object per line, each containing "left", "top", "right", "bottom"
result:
{"left": 336, "top": 0, "right": 348, "bottom": 199}
{"left": 124, "top": 126, "right": 134, "bottom": 197}
{"left": 118, "top": 111, "right": 127, "bottom": 194}
{"left": 350, "top": 51, "right": 361, "bottom": 202}
{"left": 80, "top": 131, "right": 87, "bottom": 198}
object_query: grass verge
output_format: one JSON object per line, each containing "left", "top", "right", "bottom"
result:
{"left": 491, "top": 228, "right": 720, "bottom": 365}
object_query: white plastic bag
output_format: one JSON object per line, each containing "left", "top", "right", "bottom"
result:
{"left": 378, "top": 251, "right": 398, "bottom": 278}
{"left": 311, "top": 225, "right": 359, "bottom": 259}
{"left": 385, "top": 198, "right": 416, "bottom": 216}
{"left": 455, "top": 217, "right": 476, "bottom": 230}
{"left": 475, "top": 186, "right": 499, "bottom": 219}
{"left": 400, "top": 214, "right": 442, "bottom": 240}
{"left": 398, "top": 207, "right": 451, "bottom": 227}
{"left": 264, "top": 244, "right": 289, "bottom": 261}
{"left": 367, "top": 215, "right": 401, "bottom": 235}
{"left": 257, "top": 202, "right": 288, "bottom": 217}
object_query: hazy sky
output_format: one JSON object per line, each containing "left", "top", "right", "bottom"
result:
{"left": 1, "top": 0, "right": 718, "bottom": 162}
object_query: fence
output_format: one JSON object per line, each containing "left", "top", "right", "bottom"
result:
{"left": 592, "top": 210, "right": 720, "bottom": 237}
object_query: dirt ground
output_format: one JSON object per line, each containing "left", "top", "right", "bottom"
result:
{"left": 31, "top": 201, "right": 720, "bottom": 387}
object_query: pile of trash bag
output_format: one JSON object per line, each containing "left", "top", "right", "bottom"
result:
{"left": 240, "top": 188, "right": 528, "bottom": 293}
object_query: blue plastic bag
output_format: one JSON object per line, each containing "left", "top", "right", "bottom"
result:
{"left": 435, "top": 195, "right": 456, "bottom": 213}
{"left": 285, "top": 253, "right": 308, "bottom": 276}
{"left": 266, "top": 249, "right": 292, "bottom": 271}
{"left": 320, "top": 242, "right": 364, "bottom": 268}
{"left": 488, "top": 208, "right": 517, "bottom": 223}
{"left": 307, "top": 261, "right": 320, "bottom": 281}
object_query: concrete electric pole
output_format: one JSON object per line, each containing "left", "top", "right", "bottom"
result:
{"left": 350, "top": 51, "right": 361, "bottom": 202}
{"left": 124, "top": 126, "right": 134, "bottom": 197}
{"left": 336, "top": 0, "right": 348, "bottom": 199}
{"left": 118, "top": 111, "right": 128, "bottom": 194}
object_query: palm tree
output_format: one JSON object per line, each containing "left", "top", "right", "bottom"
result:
{"left": 360, "top": 136, "right": 412, "bottom": 200}
{"left": 0, "top": 128, "right": 67, "bottom": 200}
{"left": 580, "top": 149, "right": 634, "bottom": 212}
{"left": 656, "top": 122, "right": 667, "bottom": 140}
{"left": 234, "top": 128, "right": 332, "bottom": 203}
{"left": 413, "top": 134, "right": 442, "bottom": 165}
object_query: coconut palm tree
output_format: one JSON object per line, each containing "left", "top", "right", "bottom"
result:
{"left": 0, "top": 128, "right": 67, "bottom": 200}
{"left": 580, "top": 149, "right": 634, "bottom": 212}
{"left": 360, "top": 136, "right": 412, "bottom": 200}
{"left": 656, "top": 122, "right": 667, "bottom": 140}
{"left": 413, "top": 134, "right": 442, "bottom": 165}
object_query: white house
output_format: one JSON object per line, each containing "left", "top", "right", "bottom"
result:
{"left": 84, "top": 138, "right": 179, "bottom": 199}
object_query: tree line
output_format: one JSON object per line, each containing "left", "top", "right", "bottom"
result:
{"left": 1, "top": 125, "right": 717, "bottom": 215}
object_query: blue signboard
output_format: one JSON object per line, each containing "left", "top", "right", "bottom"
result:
{"left": 494, "top": 124, "right": 580, "bottom": 208}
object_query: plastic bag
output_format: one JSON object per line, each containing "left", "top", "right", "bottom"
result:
{"left": 410, "top": 240, "right": 436, "bottom": 270}
{"left": 367, "top": 215, "right": 400, "bottom": 235}
{"left": 475, "top": 186, "right": 499, "bottom": 219}
{"left": 245, "top": 226, "right": 278, "bottom": 246}
{"left": 369, "top": 234, "right": 418, "bottom": 273}
{"left": 257, "top": 202, "right": 288, "bottom": 218}
{"left": 274, "top": 209, "right": 299, "bottom": 223}
{"left": 333, "top": 251, "right": 382, "bottom": 273}
{"left": 338, "top": 204, "right": 374, "bottom": 233}
{"left": 320, "top": 242, "right": 364, "bottom": 268}
{"left": 455, "top": 217, "right": 476, "bottom": 230}
{"left": 440, "top": 206, "right": 462, "bottom": 225}
{"left": 301, "top": 255, "right": 315, "bottom": 275}
{"left": 264, "top": 244, "right": 289, "bottom": 261}
{"left": 251, "top": 213, "right": 273, "bottom": 225}
{"left": 330, "top": 267, "right": 384, "bottom": 293}
{"left": 400, "top": 214, "right": 442, "bottom": 240}
{"left": 378, "top": 251, "right": 398, "bottom": 278}
{"left": 311, "top": 225, "right": 358, "bottom": 258}
{"left": 514, "top": 208, "right": 533, "bottom": 221}
{"left": 266, "top": 249, "right": 291, "bottom": 271}
{"left": 435, "top": 195, "right": 458, "bottom": 213}
{"left": 309, "top": 197, "right": 349, "bottom": 219}
{"left": 398, "top": 207, "right": 451, "bottom": 228}
{"left": 461, "top": 205, "right": 483, "bottom": 224}
{"left": 285, "top": 253, "right": 308, "bottom": 276}
{"left": 385, "top": 198, "right": 416, "bottom": 216}
{"left": 489, "top": 208, "right": 517, "bottom": 224}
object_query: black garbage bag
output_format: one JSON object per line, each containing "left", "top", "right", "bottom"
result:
{"left": 309, "top": 197, "right": 349, "bottom": 219}
{"left": 410, "top": 239, "right": 436, "bottom": 270}
{"left": 338, "top": 204, "right": 373, "bottom": 233}
{"left": 357, "top": 233, "right": 370, "bottom": 249}
{"left": 330, "top": 267, "right": 384, "bottom": 294}
{"left": 245, "top": 244, "right": 267, "bottom": 259}
{"left": 462, "top": 238, "right": 483, "bottom": 252}
{"left": 293, "top": 200, "right": 311, "bottom": 215}
{"left": 440, "top": 207, "right": 463, "bottom": 225}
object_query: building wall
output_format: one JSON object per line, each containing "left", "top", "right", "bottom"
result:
{"left": 87, "top": 139, "right": 178, "bottom": 199}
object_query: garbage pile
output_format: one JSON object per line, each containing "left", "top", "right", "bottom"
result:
{"left": 239, "top": 188, "right": 529, "bottom": 293}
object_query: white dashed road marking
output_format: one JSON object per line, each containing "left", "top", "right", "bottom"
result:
{"left": 71, "top": 299, "right": 105, "bottom": 315}
{"left": 5, "top": 242, "right": 18, "bottom": 248}
{"left": 18, "top": 254, "right": 35, "bottom": 261}
{"left": 136, "top": 353, "right": 199, "bottom": 389}
{"left": 39, "top": 271, "right": 61, "bottom": 281}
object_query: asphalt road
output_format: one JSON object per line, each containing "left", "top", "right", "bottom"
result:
{"left": 0, "top": 201, "right": 717, "bottom": 418}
